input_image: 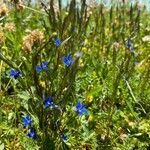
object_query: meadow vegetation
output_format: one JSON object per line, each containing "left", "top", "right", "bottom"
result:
{"left": 0, "top": 0, "right": 150, "bottom": 149}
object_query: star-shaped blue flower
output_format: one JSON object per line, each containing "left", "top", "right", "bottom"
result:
{"left": 36, "top": 61, "right": 48, "bottom": 73}
{"left": 22, "top": 114, "right": 32, "bottom": 128}
{"left": 27, "top": 128, "right": 36, "bottom": 139}
{"left": 44, "top": 96, "right": 54, "bottom": 108}
{"left": 76, "top": 101, "right": 88, "bottom": 116}
{"left": 10, "top": 69, "right": 22, "bottom": 79}
{"left": 63, "top": 53, "right": 73, "bottom": 67}
{"left": 53, "top": 37, "right": 61, "bottom": 47}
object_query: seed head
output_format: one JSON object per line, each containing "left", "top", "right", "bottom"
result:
{"left": 4, "top": 23, "right": 16, "bottom": 32}
{"left": 22, "top": 29, "right": 44, "bottom": 54}
{"left": 0, "top": 4, "right": 8, "bottom": 16}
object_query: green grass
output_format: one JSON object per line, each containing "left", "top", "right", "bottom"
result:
{"left": 0, "top": 0, "right": 150, "bottom": 149}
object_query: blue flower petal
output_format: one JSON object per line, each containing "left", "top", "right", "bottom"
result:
{"left": 76, "top": 101, "right": 88, "bottom": 116}
{"left": 63, "top": 56, "right": 69, "bottom": 66}
{"left": 42, "top": 61, "right": 48, "bottom": 70}
{"left": 22, "top": 114, "right": 32, "bottom": 128}
{"left": 27, "top": 128, "right": 36, "bottom": 139}
{"left": 63, "top": 53, "right": 73, "bottom": 67}
{"left": 53, "top": 38, "right": 61, "bottom": 46}
{"left": 44, "top": 97, "right": 54, "bottom": 108}
{"left": 36, "top": 61, "right": 48, "bottom": 73}
{"left": 68, "top": 53, "right": 72, "bottom": 60}
{"left": 79, "top": 108, "right": 88, "bottom": 115}
{"left": 9, "top": 69, "right": 22, "bottom": 79}
{"left": 10, "top": 69, "right": 16, "bottom": 77}
{"left": 76, "top": 102, "right": 82, "bottom": 109}
{"left": 36, "top": 65, "right": 42, "bottom": 73}
{"left": 14, "top": 71, "right": 21, "bottom": 79}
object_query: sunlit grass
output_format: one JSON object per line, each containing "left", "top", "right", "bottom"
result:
{"left": 0, "top": 0, "right": 150, "bottom": 149}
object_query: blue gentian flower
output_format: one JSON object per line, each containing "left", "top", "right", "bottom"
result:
{"left": 76, "top": 101, "right": 88, "bottom": 116}
{"left": 36, "top": 61, "right": 48, "bottom": 73}
{"left": 10, "top": 69, "right": 21, "bottom": 79}
{"left": 63, "top": 53, "right": 73, "bottom": 67}
{"left": 53, "top": 37, "right": 61, "bottom": 46}
{"left": 22, "top": 114, "right": 32, "bottom": 128}
{"left": 27, "top": 128, "right": 36, "bottom": 139}
{"left": 61, "top": 133, "right": 68, "bottom": 141}
{"left": 44, "top": 96, "right": 54, "bottom": 108}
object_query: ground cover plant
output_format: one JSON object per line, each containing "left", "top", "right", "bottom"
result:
{"left": 0, "top": 0, "right": 150, "bottom": 149}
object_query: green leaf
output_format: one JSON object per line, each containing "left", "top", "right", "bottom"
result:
{"left": 17, "top": 91, "right": 31, "bottom": 101}
{"left": 61, "top": 36, "right": 72, "bottom": 46}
